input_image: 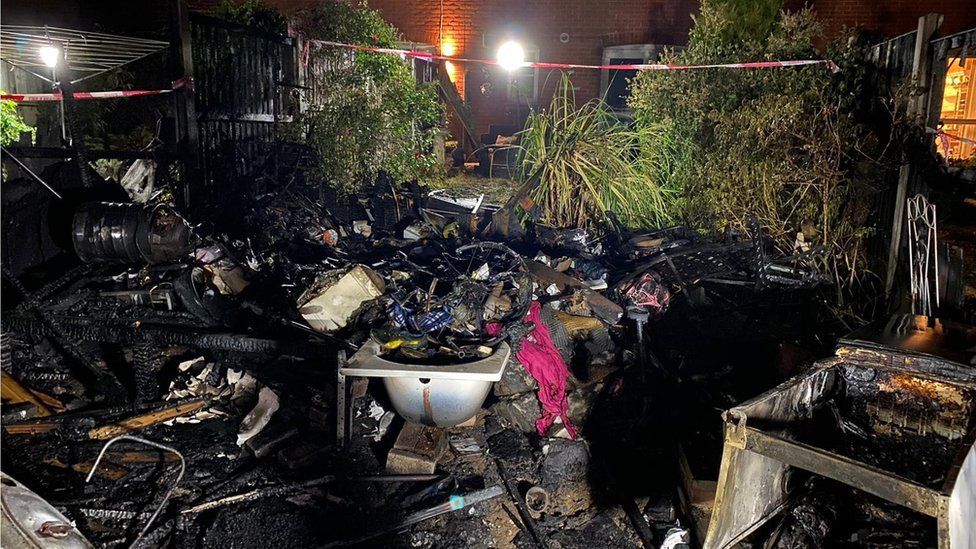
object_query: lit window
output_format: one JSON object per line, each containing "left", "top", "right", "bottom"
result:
{"left": 938, "top": 57, "right": 975, "bottom": 161}
{"left": 506, "top": 46, "right": 539, "bottom": 104}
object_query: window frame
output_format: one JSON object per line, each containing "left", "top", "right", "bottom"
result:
{"left": 506, "top": 45, "right": 540, "bottom": 105}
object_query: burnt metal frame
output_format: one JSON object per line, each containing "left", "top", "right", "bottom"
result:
{"left": 706, "top": 358, "right": 976, "bottom": 549}
{"left": 722, "top": 424, "right": 969, "bottom": 545}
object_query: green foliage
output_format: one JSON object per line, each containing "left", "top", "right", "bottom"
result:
{"left": 30, "top": 68, "right": 140, "bottom": 147}
{"left": 1, "top": 93, "right": 36, "bottom": 181}
{"left": 514, "top": 74, "right": 679, "bottom": 230}
{"left": 708, "top": 0, "right": 781, "bottom": 43}
{"left": 1, "top": 93, "right": 35, "bottom": 146}
{"left": 629, "top": 1, "right": 901, "bottom": 304}
{"left": 93, "top": 158, "right": 125, "bottom": 181}
{"left": 287, "top": 1, "right": 443, "bottom": 195}
{"left": 214, "top": 0, "right": 287, "bottom": 34}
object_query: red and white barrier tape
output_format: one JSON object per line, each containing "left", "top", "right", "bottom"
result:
{"left": 930, "top": 127, "right": 976, "bottom": 147}
{"left": 305, "top": 39, "right": 839, "bottom": 72}
{"left": 1, "top": 78, "right": 190, "bottom": 103}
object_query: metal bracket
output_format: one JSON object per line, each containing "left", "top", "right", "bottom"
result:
{"left": 724, "top": 410, "right": 748, "bottom": 449}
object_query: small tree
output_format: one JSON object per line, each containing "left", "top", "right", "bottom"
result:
{"left": 288, "top": 1, "right": 442, "bottom": 195}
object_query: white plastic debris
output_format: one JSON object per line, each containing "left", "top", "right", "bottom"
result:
{"left": 367, "top": 400, "right": 386, "bottom": 421}
{"left": 297, "top": 265, "right": 386, "bottom": 333}
{"left": 352, "top": 220, "right": 372, "bottom": 237}
{"left": 403, "top": 221, "right": 432, "bottom": 241}
{"left": 177, "top": 357, "right": 205, "bottom": 372}
{"left": 236, "top": 386, "right": 280, "bottom": 446}
{"left": 471, "top": 263, "right": 490, "bottom": 281}
{"left": 661, "top": 526, "right": 691, "bottom": 549}
{"left": 120, "top": 158, "right": 155, "bottom": 203}
{"left": 369, "top": 411, "right": 395, "bottom": 442}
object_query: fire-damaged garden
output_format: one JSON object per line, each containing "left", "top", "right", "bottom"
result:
{"left": 1, "top": 1, "right": 975, "bottom": 548}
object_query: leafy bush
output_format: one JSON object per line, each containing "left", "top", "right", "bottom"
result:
{"left": 629, "top": 1, "right": 903, "bottom": 303}
{"left": 1, "top": 93, "right": 34, "bottom": 146}
{"left": 515, "top": 74, "right": 679, "bottom": 230}
{"left": 214, "top": 0, "right": 288, "bottom": 34}
{"left": 287, "top": 1, "right": 442, "bottom": 195}
{"left": 1, "top": 93, "right": 35, "bottom": 181}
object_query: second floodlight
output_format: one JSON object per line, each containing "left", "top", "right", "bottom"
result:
{"left": 496, "top": 41, "right": 525, "bottom": 72}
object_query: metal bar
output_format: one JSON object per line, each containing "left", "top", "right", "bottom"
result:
{"left": 929, "top": 27, "right": 976, "bottom": 44}
{"left": 172, "top": 0, "right": 200, "bottom": 211}
{"left": 741, "top": 426, "right": 946, "bottom": 516}
{"left": 885, "top": 13, "right": 943, "bottom": 296}
{"left": 323, "top": 485, "right": 505, "bottom": 547}
{"left": 0, "top": 59, "right": 55, "bottom": 83}
{"left": 621, "top": 498, "right": 657, "bottom": 549}
{"left": 0, "top": 147, "right": 63, "bottom": 199}
{"left": 69, "top": 49, "right": 167, "bottom": 84}
{"left": 181, "top": 476, "right": 334, "bottom": 514}
{"left": 495, "top": 458, "right": 548, "bottom": 548}
{"left": 354, "top": 474, "right": 444, "bottom": 482}
{"left": 201, "top": 113, "right": 293, "bottom": 123}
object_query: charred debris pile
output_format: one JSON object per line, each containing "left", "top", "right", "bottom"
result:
{"left": 1, "top": 174, "right": 834, "bottom": 548}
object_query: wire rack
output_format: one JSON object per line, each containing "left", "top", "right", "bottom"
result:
{"left": 0, "top": 25, "right": 168, "bottom": 84}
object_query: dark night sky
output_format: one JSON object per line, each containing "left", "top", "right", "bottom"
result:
{"left": 2, "top": 0, "right": 173, "bottom": 41}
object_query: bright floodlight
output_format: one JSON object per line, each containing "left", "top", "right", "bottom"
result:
{"left": 496, "top": 41, "right": 525, "bottom": 72}
{"left": 39, "top": 45, "right": 60, "bottom": 67}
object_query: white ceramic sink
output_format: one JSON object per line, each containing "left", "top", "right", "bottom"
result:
{"left": 341, "top": 340, "right": 510, "bottom": 427}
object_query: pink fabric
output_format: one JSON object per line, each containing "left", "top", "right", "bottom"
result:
{"left": 491, "top": 302, "right": 577, "bottom": 439}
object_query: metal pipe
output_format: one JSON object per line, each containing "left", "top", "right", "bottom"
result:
{"left": 323, "top": 485, "right": 505, "bottom": 547}
{"left": 86, "top": 435, "right": 186, "bottom": 548}
{"left": 495, "top": 459, "right": 548, "bottom": 548}
{"left": 353, "top": 474, "right": 444, "bottom": 482}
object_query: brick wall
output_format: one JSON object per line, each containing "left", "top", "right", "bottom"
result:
{"left": 783, "top": 0, "right": 975, "bottom": 38}
{"left": 366, "top": 0, "right": 700, "bottom": 138}
{"left": 190, "top": 0, "right": 975, "bottom": 139}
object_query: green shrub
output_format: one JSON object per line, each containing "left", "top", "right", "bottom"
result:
{"left": 1, "top": 93, "right": 35, "bottom": 181}
{"left": 214, "top": 0, "right": 288, "bottom": 34}
{"left": 287, "top": 1, "right": 442, "bottom": 195}
{"left": 1, "top": 93, "right": 35, "bottom": 147}
{"left": 629, "top": 1, "right": 903, "bottom": 307}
